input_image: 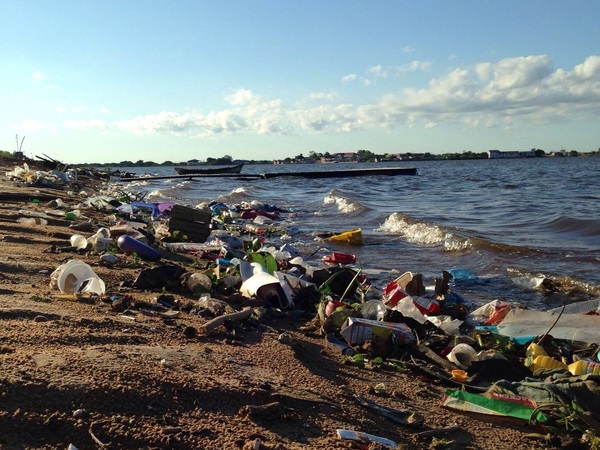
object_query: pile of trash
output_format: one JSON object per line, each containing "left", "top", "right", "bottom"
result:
{"left": 5, "top": 162, "right": 78, "bottom": 187}
{"left": 10, "top": 169, "right": 600, "bottom": 448}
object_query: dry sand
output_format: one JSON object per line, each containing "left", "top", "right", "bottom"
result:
{"left": 0, "top": 163, "right": 560, "bottom": 450}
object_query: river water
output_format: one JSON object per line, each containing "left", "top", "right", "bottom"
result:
{"left": 117, "top": 157, "right": 600, "bottom": 310}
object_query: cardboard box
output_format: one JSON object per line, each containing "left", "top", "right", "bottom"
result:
{"left": 340, "top": 317, "right": 414, "bottom": 347}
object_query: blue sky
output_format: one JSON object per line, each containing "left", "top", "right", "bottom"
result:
{"left": 1, "top": 1, "right": 599, "bottom": 164}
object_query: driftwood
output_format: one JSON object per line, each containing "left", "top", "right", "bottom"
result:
{"left": 415, "top": 344, "right": 456, "bottom": 371}
{"left": 201, "top": 306, "right": 253, "bottom": 334}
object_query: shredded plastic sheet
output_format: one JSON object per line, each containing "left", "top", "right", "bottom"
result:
{"left": 441, "top": 389, "right": 547, "bottom": 423}
{"left": 497, "top": 308, "right": 600, "bottom": 344}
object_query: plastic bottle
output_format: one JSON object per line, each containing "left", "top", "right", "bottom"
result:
{"left": 529, "top": 355, "right": 567, "bottom": 372}
{"left": 19, "top": 209, "right": 51, "bottom": 219}
{"left": 361, "top": 300, "right": 386, "bottom": 321}
{"left": 17, "top": 217, "right": 48, "bottom": 225}
{"left": 525, "top": 342, "right": 547, "bottom": 358}
{"left": 117, "top": 235, "right": 160, "bottom": 260}
{"left": 568, "top": 359, "right": 600, "bottom": 376}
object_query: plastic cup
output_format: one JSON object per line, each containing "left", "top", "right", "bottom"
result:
{"left": 70, "top": 234, "right": 88, "bottom": 250}
{"left": 55, "top": 260, "right": 105, "bottom": 294}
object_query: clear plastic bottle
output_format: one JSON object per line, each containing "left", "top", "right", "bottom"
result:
{"left": 17, "top": 217, "right": 48, "bottom": 225}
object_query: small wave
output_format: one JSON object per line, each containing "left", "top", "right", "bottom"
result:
{"left": 215, "top": 186, "right": 252, "bottom": 203}
{"left": 444, "top": 234, "right": 474, "bottom": 251}
{"left": 377, "top": 212, "right": 447, "bottom": 246}
{"left": 151, "top": 180, "right": 196, "bottom": 195}
{"left": 546, "top": 216, "right": 600, "bottom": 238}
{"left": 377, "top": 212, "right": 551, "bottom": 256}
{"left": 324, "top": 189, "right": 365, "bottom": 214}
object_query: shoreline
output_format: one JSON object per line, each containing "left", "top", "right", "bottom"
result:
{"left": 0, "top": 162, "right": 567, "bottom": 449}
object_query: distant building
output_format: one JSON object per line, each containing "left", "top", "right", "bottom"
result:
{"left": 332, "top": 152, "right": 358, "bottom": 162}
{"left": 488, "top": 149, "right": 536, "bottom": 159}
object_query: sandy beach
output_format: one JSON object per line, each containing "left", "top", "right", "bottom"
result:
{"left": 0, "top": 162, "right": 561, "bottom": 450}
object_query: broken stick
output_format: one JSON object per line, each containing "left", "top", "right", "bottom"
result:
{"left": 201, "top": 306, "right": 253, "bottom": 334}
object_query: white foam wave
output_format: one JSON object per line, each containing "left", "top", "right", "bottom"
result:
{"left": 443, "top": 234, "right": 474, "bottom": 251}
{"left": 377, "top": 213, "right": 473, "bottom": 251}
{"left": 378, "top": 212, "right": 445, "bottom": 245}
{"left": 379, "top": 213, "right": 474, "bottom": 251}
{"left": 324, "top": 191, "right": 363, "bottom": 214}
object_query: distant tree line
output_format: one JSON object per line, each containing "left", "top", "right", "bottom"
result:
{"left": 3, "top": 147, "right": 598, "bottom": 168}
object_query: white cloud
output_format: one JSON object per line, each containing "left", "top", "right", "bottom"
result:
{"left": 400, "top": 46, "right": 414, "bottom": 53}
{"left": 367, "top": 65, "right": 387, "bottom": 78}
{"left": 55, "top": 106, "right": 66, "bottom": 114}
{"left": 225, "top": 89, "right": 259, "bottom": 106}
{"left": 397, "top": 60, "right": 432, "bottom": 73}
{"left": 482, "top": 55, "right": 553, "bottom": 90}
{"left": 341, "top": 74, "right": 357, "bottom": 83}
{"left": 32, "top": 72, "right": 43, "bottom": 80}
{"left": 306, "top": 92, "right": 336, "bottom": 101}
{"left": 71, "top": 106, "right": 87, "bottom": 113}
{"left": 112, "top": 55, "right": 600, "bottom": 138}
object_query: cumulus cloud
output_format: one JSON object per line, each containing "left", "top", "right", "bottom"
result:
{"left": 341, "top": 73, "right": 357, "bottom": 83}
{"left": 32, "top": 72, "right": 43, "bottom": 80}
{"left": 111, "top": 55, "right": 600, "bottom": 138}
{"left": 480, "top": 55, "right": 554, "bottom": 90}
{"left": 400, "top": 46, "right": 414, "bottom": 53}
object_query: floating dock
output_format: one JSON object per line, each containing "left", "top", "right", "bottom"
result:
{"left": 119, "top": 166, "right": 417, "bottom": 182}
